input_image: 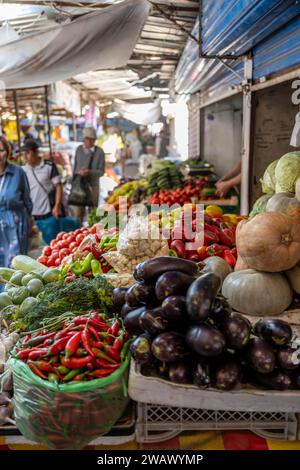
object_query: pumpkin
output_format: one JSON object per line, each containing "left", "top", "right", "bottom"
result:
{"left": 285, "top": 262, "right": 300, "bottom": 294}
{"left": 236, "top": 212, "right": 300, "bottom": 272}
{"left": 296, "top": 177, "right": 300, "bottom": 202}
{"left": 234, "top": 254, "right": 249, "bottom": 271}
{"left": 222, "top": 269, "right": 293, "bottom": 316}
{"left": 266, "top": 192, "right": 300, "bottom": 218}
{"left": 202, "top": 256, "right": 232, "bottom": 283}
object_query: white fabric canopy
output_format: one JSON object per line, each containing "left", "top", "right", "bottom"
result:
{"left": 114, "top": 100, "right": 162, "bottom": 125}
{"left": 0, "top": 0, "right": 150, "bottom": 89}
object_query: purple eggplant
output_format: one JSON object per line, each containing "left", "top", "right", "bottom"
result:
{"left": 125, "top": 282, "right": 154, "bottom": 307}
{"left": 139, "top": 307, "right": 169, "bottom": 335}
{"left": 253, "top": 319, "right": 292, "bottom": 347}
{"left": 168, "top": 361, "right": 193, "bottom": 384}
{"left": 112, "top": 287, "right": 128, "bottom": 313}
{"left": 151, "top": 331, "right": 187, "bottom": 363}
{"left": 123, "top": 306, "right": 146, "bottom": 335}
{"left": 120, "top": 303, "right": 137, "bottom": 320}
{"left": 186, "top": 325, "right": 225, "bottom": 357}
{"left": 130, "top": 334, "right": 152, "bottom": 365}
{"left": 212, "top": 359, "right": 242, "bottom": 391}
{"left": 186, "top": 273, "right": 221, "bottom": 324}
{"left": 277, "top": 346, "right": 300, "bottom": 371}
{"left": 193, "top": 360, "right": 211, "bottom": 387}
{"left": 157, "top": 362, "right": 169, "bottom": 379}
{"left": 161, "top": 295, "right": 187, "bottom": 321}
{"left": 220, "top": 313, "right": 251, "bottom": 350}
{"left": 247, "top": 337, "right": 276, "bottom": 374}
{"left": 249, "top": 369, "right": 292, "bottom": 390}
{"left": 210, "top": 296, "right": 232, "bottom": 324}
{"left": 155, "top": 271, "right": 196, "bottom": 302}
{"left": 134, "top": 256, "right": 200, "bottom": 283}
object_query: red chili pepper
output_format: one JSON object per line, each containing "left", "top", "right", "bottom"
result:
{"left": 92, "top": 348, "right": 116, "bottom": 364}
{"left": 50, "top": 355, "right": 59, "bottom": 364}
{"left": 29, "top": 360, "right": 54, "bottom": 373}
{"left": 28, "top": 348, "right": 50, "bottom": 361}
{"left": 112, "top": 333, "right": 124, "bottom": 354}
{"left": 108, "top": 320, "right": 120, "bottom": 337}
{"left": 16, "top": 348, "right": 33, "bottom": 360}
{"left": 86, "top": 362, "right": 94, "bottom": 371}
{"left": 223, "top": 250, "right": 237, "bottom": 267}
{"left": 28, "top": 362, "right": 47, "bottom": 379}
{"left": 23, "top": 334, "right": 31, "bottom": 344}
{"left": 65, "top": 331, "right": 82, "bottom": 358}
{"left": 89, "top": 369, "right": 113, "bottom": 378}
{"left": 23, "top": 332, "right": 55, "bottom": 348}
{"left": 50, "top": 337, "right": 69, "bottom": 355}
{"left": 104, "top": 345, "right": 121, "bottom": 363}
{"left": 87, "top": 325, "right": 100, "bottom": 341}
{"left": 90, "top": 311, "right": 108, "bottom": 324}
{"left": 81, "top": 328, "right": 95, "bottom": 357}
{"left": 75, "top": 347, "right": 89, "bottom": 357}
{"left": 61, "top": 355, "right": 93, "bottom": 369}
{"left": 90, "top": 340, "right": 104, "bottom": 350}
{"left": 204, "top": 230, "right": 219, "bottom": 245}
{"left": 94, "top": 358, "right": 120, "bottom": 369}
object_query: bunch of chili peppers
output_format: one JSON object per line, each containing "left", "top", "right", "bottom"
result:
{"left": 61, "top": 233, "right": 118, "bottom": 282}
{"left": 14, "top": 312, "right": 131, "bottom": 383}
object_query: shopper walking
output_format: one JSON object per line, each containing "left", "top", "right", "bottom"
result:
{"left": 0, "top": 136, "right": 32, "bottom": 268}
{"left": 23, "top": 139, "right": 63, "bottom": 244}
{"left": 70, "top": 127, "right": 105, "bottom": 224}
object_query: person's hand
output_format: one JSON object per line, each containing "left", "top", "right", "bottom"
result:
{"left": 52, "top": 205, "right": 62, "bottom": 219}
{"left": 79, "top": 169, "right": 90, "bottom": 177}
{"left": 215, "top": 180, "right": 232, "bottom": 197}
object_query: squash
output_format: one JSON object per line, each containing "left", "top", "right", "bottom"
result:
{"left": 285, "top": 262, "right": 300, "bottom": 294}
{"left": 202, "top": 256, "right": 232, "bottom": 283}
{"left": 236, "top": 212, "right": 300, "bottom": 272}
{"left": 222, "top": 269, "right": 293, "bottom": 316}
{"left": 266, "top": 192, "right": 300, "bottom": 218}
{"left": 234, "top": 254, "right": 249, "bottom": 271}
{"left": 296, "top": 177, "right": 300, "bottom": 202}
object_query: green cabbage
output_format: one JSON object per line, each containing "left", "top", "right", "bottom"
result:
{"left": 249, "top": 194, "right": 273, "bottom": 218}
{"left": 260, "top": 159, "right": 279, "bottom": 194}
{"left": 275, "top": 152, "right": 300, "bottom": 193}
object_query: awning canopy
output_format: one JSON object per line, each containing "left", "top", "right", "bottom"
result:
{"left": 0, "top": 0, "right": 150, "bottom": 89}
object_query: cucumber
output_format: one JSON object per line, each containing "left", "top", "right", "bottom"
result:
{"left": 21, "top": 273, "right": 37, "bottom": 286}
{"left": 10, "top": 271, "right": 26, "bottom": 286}
{"left": 0, "top": 268, "right": 15, "bottom": 282}
{"left": 12, "top": 255, "right": 46, "bottom": 274}
{"left": 20, "top": 297, "right": 39, "bottom": 315}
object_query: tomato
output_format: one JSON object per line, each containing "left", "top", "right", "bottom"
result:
{"left": 55, "top": 258, "right": 62, "bottom": 267}
{"left": 74, "top": 228, "right": 82, "bottom": 235}
{"left": 58, "top": 240, "right": 69, "bottom": 249}
{"left": 66, "top": 235, "right": 75, "bottom": 244}
{"left": 37, "top": 256, "right": 48, "bottom": 265}
{"left": 42, "top": 246, "right": 52, "bottom": 256}
{"left": 59, "top": 248, "right": 70, "bottom": 258}
{"left": 56, "top": 232, "right": 66, "bottom": 241}
{"left": 62, "top": 233, "right": 70, "bottom": 240}
{"left": 69, "top": 242, "right": 78, "bottom": 251}
{"left": 47, "top": 256, "right": 57, "bottom": 267}
{"left": 50, "top": 239, "right": 58, "bottom": 248}
{"left": 76, "top": 234, "right": 84, "bottom": 243}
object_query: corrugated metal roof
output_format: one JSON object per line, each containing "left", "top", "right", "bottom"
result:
{"left": 0, "top": 1, "right": 198, "bottom": 100}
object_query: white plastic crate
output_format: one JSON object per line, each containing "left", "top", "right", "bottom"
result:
{"left": 135, "top": 402, "right": 298, "bottom": 443}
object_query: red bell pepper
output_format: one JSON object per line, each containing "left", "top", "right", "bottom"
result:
{"left": 223, "top": 250, "right": 237, "bottom": 267}
{"left": 206, "top": 243, "right": 226, "bottom": 257}
{"left": 231, "top": 247, "right": 238, "bottom": 258}
{"left": 170, "top": 239, "right": 186, "bottom": 258}
{"left": 219, "top": 227, "right": 235, "bottom": 247}
{"left": 204, "top": 230, "right": 219, "bottom": 245}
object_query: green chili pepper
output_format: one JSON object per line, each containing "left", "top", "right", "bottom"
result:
{"left": 91, "top": 259, "right": 102, "bottom": 276}
{"left": 99, "top": 235, "right": 110, "bottom": 250}
{"left": 71, "top": 253, "right": 93, "bottom": 275}
{"left": 120, "top": 339, "right": 133, "bottom": 362}
{"left": 60, "top": 265, "right": 69, "bottom": 278}
{"left": 63, "top": 368, "right": 82, "bottom": 382}
{"left": 169, "top": 249, "right": 178, "bottom": 257}
{"left": 48, "top": 373, "right": 59, "bottom": 383}
{"left": 55, "top": 365, "right": 69, "bottom": 375}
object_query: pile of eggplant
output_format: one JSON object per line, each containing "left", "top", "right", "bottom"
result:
{"left": 112, "top": 256, "right": 300, "bottom": 391}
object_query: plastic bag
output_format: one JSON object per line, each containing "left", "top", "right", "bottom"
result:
{"left": 8, "top": 356, "right": 130, "bottom": 450}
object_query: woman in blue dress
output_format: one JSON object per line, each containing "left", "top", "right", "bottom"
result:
{"left": 0, "top": 136, "right": 33, "bottom": 268}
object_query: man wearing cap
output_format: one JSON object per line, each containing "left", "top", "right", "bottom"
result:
{"left": 23, "top": 139, "right": 63, "bottom": 244}
{"left": 71, "top": 127, "right": 105, "bottom": 223}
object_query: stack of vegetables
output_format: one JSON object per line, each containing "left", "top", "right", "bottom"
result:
{"left": 147, "top": 160, "right": 182, "bottom": 195}
{"left": 148, "top": 178, "right": 205, "bottom": 205}
{"left": 106, "top": 180, "right": 148, "bottom": 210}
{"left": 12, "top": 312, "right": 130, "bottom": 383}
{"left": 115, "top": 257, "right": 300, "bottom": 391}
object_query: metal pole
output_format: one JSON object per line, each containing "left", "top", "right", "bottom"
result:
{"left": 13, "top": 90, "right": 21, "bottom": 153}
{"left": 45, "top": 85, "right": 52, "bottom": 157}
{"left": 72, "top": 113, "right": 77, "bottom": 141}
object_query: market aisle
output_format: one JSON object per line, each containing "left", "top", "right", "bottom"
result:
{"left": 1, "top": 431, "right": 300, "bottom": 450}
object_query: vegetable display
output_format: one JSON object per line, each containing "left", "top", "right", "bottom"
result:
{"left": 147, "top": 160, "right": 182, "bottom": 195}
{"left": 122, "top": 257, "right": 300, "bottom": 391}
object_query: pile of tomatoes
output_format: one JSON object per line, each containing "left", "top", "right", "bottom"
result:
{"left": 37, "top": 225, "right": 100, "bottom": 268}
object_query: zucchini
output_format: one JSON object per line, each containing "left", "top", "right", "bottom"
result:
{"left": 12, "top": 255, "right": 46, "bottom": 274}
